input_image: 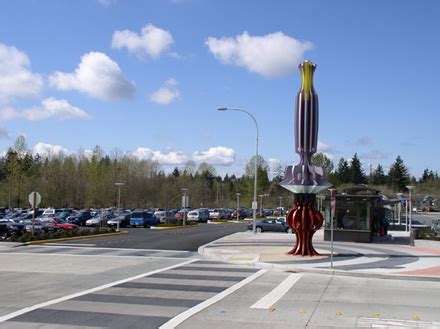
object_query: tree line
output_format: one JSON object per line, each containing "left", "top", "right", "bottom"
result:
{"left": 1, "top": 136, "right": 439, "bottom": 210}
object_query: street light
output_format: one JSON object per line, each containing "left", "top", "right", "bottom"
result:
{"left": 328, "top": 188, "right": 336, "bottom": 269}
{"left": 259, "top": 193, "right": 268, "bottom": 217}
{"left": 181, "top": 188, "right": 188, "bottom": 226}
{"left": 236, "top": 193, "right": 241, "bottom": 221}
{"left": 396, "top": 193, "right": 403, "bottom": 226}
{"left": 115, "top": 182, "right": 124, "bottom": 232}
{"left": 278, "top": 196, "right": 283, "bottom": 211}
{"left": 406, "top": 185, "right": 414, "bottom": 232}
{"left": 217, "top": 107, "right": 259, "bottom": 234}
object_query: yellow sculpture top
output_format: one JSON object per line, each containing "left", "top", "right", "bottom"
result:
{"left": 299, "top": 60, "right": 316, "bottom": 100}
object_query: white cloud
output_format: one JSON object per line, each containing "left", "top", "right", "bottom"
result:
{"left": 33, "top": 142, "right": 68, "bottom": 157}
{"left": 193, "top": 146, "right": 235, "bottom": 165}
{"left": 82, "top": 149, "right": 94, "bottom": 159}
{"left": 49, "top": 52, "right": 135, "bottom": 101}
{"left": 317, "top": 141, "right": 335, "bottom": 161}
{"left": 0, "top": 97, "right": 91, "bottom": 121}
{"left": 132, "top": 147, "right": 188, "bottom": 165}
{"left": 150, "top": 78, "right": 180, "bottom": 105}
{"left": 112, "top": 24, "right": 174, "bottom": 58}
{"left": 206, "top": 31, "right": 313, "bottom": 78}
{"left": 360, "top": 150, "right": 389, "bottom": 160}
{"left": 0, "top": 43, "right": 43, "bottom": 100}
{"left": 0, "top": 127, "right": 9, "bottom": 139}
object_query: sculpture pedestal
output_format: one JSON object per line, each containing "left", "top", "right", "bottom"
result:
{"left": 286, "top": 194, "right": 323, "bottom": 256}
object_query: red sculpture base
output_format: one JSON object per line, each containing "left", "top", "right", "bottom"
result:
{"left": 286, "top": 194, "right": 323, "bottom": 256}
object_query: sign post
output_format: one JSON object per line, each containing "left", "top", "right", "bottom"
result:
{"left": 28, "top": 192, "right": 41, "bottom": 237}
{"left": 329, "top": 189, "right": 336, "bottom": 269}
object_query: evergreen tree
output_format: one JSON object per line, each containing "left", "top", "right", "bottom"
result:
{"left": 172, "top": 167, "right": 180, "bottom": 177}
{"left": 387, "top": 155, "right": 410, "bottom": 191}
{"left": 349, "top": 153, "right": 366, "bottom": 184}
{"left": 335, "top": 157, "right": 350, "bottom": 184}
{"left": 371, "top": 164, "right": 387, "bottom": 185}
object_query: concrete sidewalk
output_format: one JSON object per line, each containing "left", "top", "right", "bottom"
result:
{"left": 198, "top": 230, "right": 440, "bottom": 281}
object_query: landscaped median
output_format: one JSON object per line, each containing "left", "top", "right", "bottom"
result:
{"left": 9, "top": 227, "right": 128, "bottom": 245}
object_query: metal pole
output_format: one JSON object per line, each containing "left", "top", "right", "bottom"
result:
{"left": 31, "top": 193, "right": 36, "bottom": 237}
{"left": 329, "top": 189, "right": 336, "bottom": 269}
{"left": 409, "top": 189, "right": 412, "bottom": 231}
{"left": 405, "top": 199, "right": 408, "bottom": 232}
{"left": 117, "top": 185, "right": 121, "bottom": 232}
{"left": 236, "top": 193, "right": 240, "bottom": 221}
{"left": 217, "top": 108, "right": 258, "bottom": 234}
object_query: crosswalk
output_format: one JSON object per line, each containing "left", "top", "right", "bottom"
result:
{"left": 0, "top": 248, "right": 260, "bottom": 329}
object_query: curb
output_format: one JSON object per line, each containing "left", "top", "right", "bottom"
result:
{"left": 198, "top": 233, "right": 440, "bottom": 283}
{"left": 23, "top": 231, "right": 129, "bottom": 245}
{"left": 150, "top": 224, "right": 199, "bottom": 230}
{"left": 207, "top": 221, "right": 230, "bottom": 225}
{"left": 200, "top": 246, "right": 440, "bottom": 282}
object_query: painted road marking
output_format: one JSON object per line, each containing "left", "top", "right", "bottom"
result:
{"left": 159, "top": 269, "right": 267, "bottom": 329}
{"left": 0, "top": 252, "right": 193, "bottom": 261}
{"left": 0, "top": 259, "right": 198, "bottom": 323}
{"left": 250, "top": 273, "right": 303, "bottom": 309}
{"left": 357, "top": 317, "right": 440, "bottom": 328}
{"left": 24, "top": 245, "right": 191, "bottom": 253}
{"left": 47, "top": 243, "right": 96, "bottom": 247}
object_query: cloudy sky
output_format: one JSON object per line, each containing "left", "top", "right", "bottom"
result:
{"left": 0, "top": 0, "right": 439, "bottom": 178}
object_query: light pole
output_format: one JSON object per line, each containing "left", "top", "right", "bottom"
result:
{"left": 236, "top": 193, "right": 241, "bottom": 221}
{"left": 217, "top": 107, "right": 259, "bottom": 234}
{"left": 406, "top": 185, "right": 414, "bottom": 232}
{"left": 328, "top": 188, "right": 336, "bottom": 269}
{"left": 278, "top": 196, "right": 283, "bottom": 213}
{"left": 181, "top": 188, "right": 188, "bottom": 226}
{"left": 259, "top": 193, "right": 268, "bottom": 217}
{"left": 396, "top": 193, "right": 403, "bottom": 226}
{"left": 115, "top": 182, "right": 124, "bottom": 232}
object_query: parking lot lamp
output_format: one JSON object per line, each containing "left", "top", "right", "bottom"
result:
{"left": 217, "top": 107, "right": 259, "bottom": 234}
{"left": 406, "top": 186, "right": 414, "bottom": 232}
{"left": 181, "top": 188, "right": 188, "bottom": 226}
{"left": 236, "top": 193, "right": 241, "bottom": 221}
{"left": 115, "top": 182, "right": 124, "bottom": 232}
{"left": 396, "top": 193, "right": 403, "bottom": 226}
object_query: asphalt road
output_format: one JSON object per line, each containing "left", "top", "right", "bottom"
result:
{"left": 64, "top": 223, "right": 248, "bottom": 251}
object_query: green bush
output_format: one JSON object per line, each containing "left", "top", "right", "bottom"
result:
{"left": 9, "top": 227, "right": 117, "bottom": 243}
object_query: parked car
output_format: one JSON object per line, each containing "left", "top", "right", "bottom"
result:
{"left": 209, "top": 208, "right": 228, "bottom": 219}
{"left": 248, "top": 217, "right": 292, "bottom": 233}
{"left": 153, "top": 210, "right": 176, "bottom": 223}
{"left": 431, "top": 219, "right": 440, "bottom": 236}
{"left": 66, "top": 210, "right": 93, "bottom": 226}
{"left": 175, "top": 209, "right": 191, "bottom": 221}
{"left": 129, "top": 211, "right": 158, "bottom": 227}
{"left": 0, "top": 219, "right": 24, "bottom": 239}
{"left": 231, "top": 208, "right": 249, "bottom": 220}
{"left": 107, "top": 213, "right": 131, "bottom": 228}
{"left": 85, "top": 214, "right": 114, "bottom": 227}
{"left": 187, "top": 209, "right": 210, "bottom": 223}
{"left": 40, "top": 217, "right": 78, "bottom": 231}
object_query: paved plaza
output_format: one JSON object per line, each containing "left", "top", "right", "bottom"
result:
{"left": 0, "top": 230, "right": 439, "bottom": 328}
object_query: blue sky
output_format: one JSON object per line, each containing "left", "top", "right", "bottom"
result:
{"left": 0, "top": 0, "right": 439, "bottom": 178}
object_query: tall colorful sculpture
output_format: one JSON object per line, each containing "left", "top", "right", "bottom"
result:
{"left": 280, "top": 61, "right": 330, "bottom": 256}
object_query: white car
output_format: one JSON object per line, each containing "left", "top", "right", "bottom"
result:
{"left": 187, "top": 209, "right": 210, "bottom": 223}
{"left": 209, "top": 208, "right": 227, "bottom": 219}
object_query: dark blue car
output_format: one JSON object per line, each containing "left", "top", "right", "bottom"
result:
{"left": 129, "top": 211, "right": 159, "bottom": 227}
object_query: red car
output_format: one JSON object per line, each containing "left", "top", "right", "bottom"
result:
{"left": 42, "top": 218, "right": 78, "bottom": 231}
